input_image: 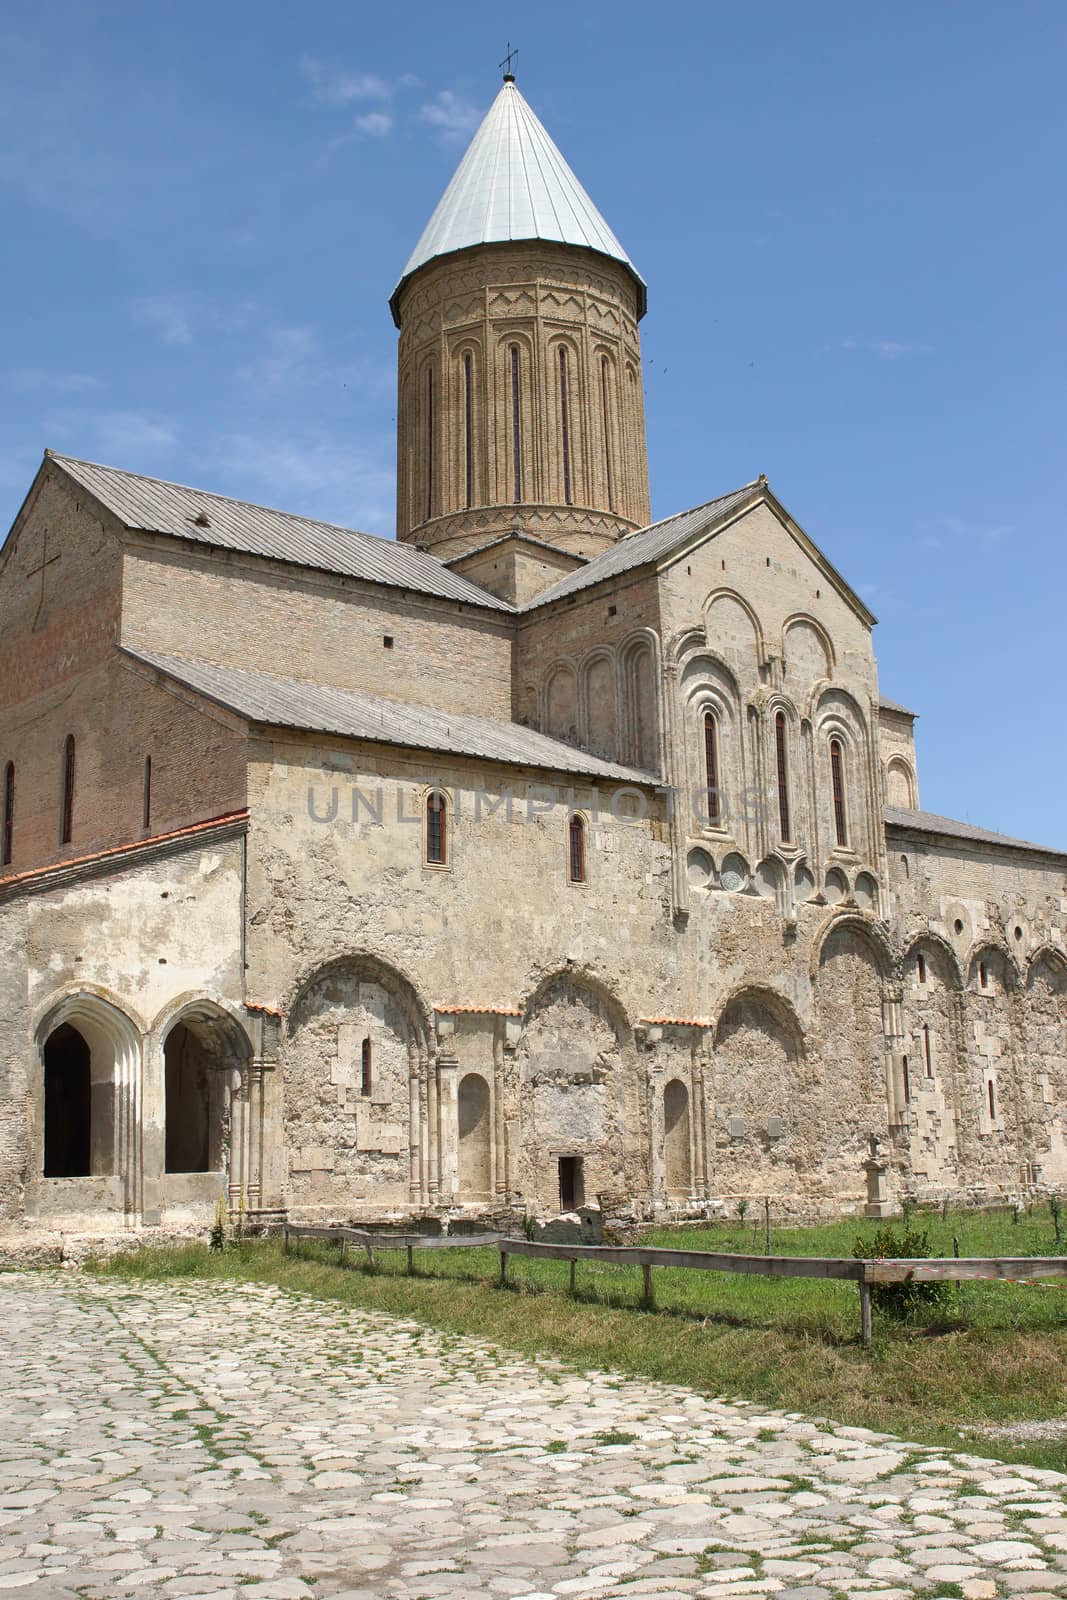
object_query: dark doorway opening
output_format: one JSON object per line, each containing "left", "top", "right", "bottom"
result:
{"left": 43, "top": 1024, "right": 92, "bottom": 1177}
{"left": 558, "top": 1155, "right": 584, "bottom": 1212}
{"left": 165, "top": 1024, "right": 212, "bottom": 1173}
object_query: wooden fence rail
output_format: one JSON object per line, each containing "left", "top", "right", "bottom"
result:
{"left": 281, "top": 1224, "right": 1067, "bottom": 1345}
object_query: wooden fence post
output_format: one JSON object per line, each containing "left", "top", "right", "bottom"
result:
{"left": 569, "top": 1257, "right": 577, "bottom": 1295}
{"left": 859, "top": 1274, "right": 873, "bottom": 1346}
{"left": 500, "top": 1249, "right": 509, "bottom": 1286}
{"left": 642, "top": 1262, "right": 654, "bottom": 1306}
{"left": 407, "top": 1244, "right": 415, "bottom": 1274}
{"left": 283, "top": 1225, "right": 290, "bottom": 1254}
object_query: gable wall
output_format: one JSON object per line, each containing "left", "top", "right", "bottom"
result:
{"left": 121, "top": 544, "right": 516, "bottom": 721}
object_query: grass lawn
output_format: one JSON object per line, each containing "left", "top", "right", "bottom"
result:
{"left": 92, "top": 1202, "right": 1067, "bottom": 1475}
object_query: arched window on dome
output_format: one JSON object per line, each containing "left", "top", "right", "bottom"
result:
{"left": 425, "top": 365, "right": 435, "bottom": 521}
{"left": 510, "top": 344, "right": 523, "bottom": 504}
{"left": 600, "top": 355, "right": 615, "bottom": 513}
{"left": 463, "top": 351, "right": 474, "bottom": 510}
{"left": 558, "top": 345, "right": 573, "bottom": 506}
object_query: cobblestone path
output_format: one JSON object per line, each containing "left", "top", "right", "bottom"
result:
{"left": 1, "top": 1275, "right": 1066, "bottom": 1599}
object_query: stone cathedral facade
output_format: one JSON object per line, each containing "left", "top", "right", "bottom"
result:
{"left": 1, "top": 77, "right": 1064, "bottom": 1237}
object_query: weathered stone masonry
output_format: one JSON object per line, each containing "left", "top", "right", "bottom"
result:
{"left": 0, "top": 73, "right": 1064, "bottom": 1235}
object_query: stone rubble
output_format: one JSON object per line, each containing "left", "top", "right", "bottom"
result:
{"left": 0, "top": 1273, "right": 1064, "bottom": 1599}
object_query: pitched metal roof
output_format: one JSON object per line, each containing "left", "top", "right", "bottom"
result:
{"left": 125, "top": 648, "right": 657, "bottom": 785}
{"left": 391, "top": 79, "right": 645, "bottom": 320}
{"left": 879, "top": 697, "right": 918, "bottom": 718}
{"left": 885, "top": 806, "right": 1066, "bottom": 858}
{"left": 49, "top": 453, "right": 513, "bottom": 613}
{"left": 520, "top": 482, "right": 761, "bottom": 610}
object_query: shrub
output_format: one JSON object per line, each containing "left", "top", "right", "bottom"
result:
{"left": 853, "top": 1223, "right": 953, "bottom": 1321}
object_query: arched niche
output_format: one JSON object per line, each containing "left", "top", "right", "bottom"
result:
{"left": 161, "top": 1001, "right": 251, "bottom": 1176}
{"left": 813, "top": 920, "right": 890, "bottom": 1145}
{"left": 583, "top": 651, "right": 616, "bottom": 760}
{"left": 457, "top": 1072, "right": 492, "bottom": 1200}
{"left": 783, "top": 615, "right": 834, "bottom": 688}
{"left": 885, "top": 755, "right": 918, "bottom": 810}
{"left": 621, "top": 636, "right": 659, "bottom": 773}
{"left": 663, "top": 1078, "right": 691, "bottom": 1197}
{"left": 544, "top": 663, "right": 579, "bottom": 744}
{"left": 704, "top": 590, "right": 764, "bottom": 676}
{"left": 515, "top": 971, "right": 638, "bottom": 1214}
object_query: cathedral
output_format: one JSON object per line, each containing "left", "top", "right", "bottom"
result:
{"left": 1, "top": 74, "right": 1064, "bottom": 1237}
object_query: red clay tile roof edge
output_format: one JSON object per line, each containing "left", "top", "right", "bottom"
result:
{"left": 0, "top": 810, "right": 249, "bottom": 891}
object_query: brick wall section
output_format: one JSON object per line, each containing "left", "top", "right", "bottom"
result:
{"left": 0, "top": 469, "right": 248, "bottom": 875}
{"left": 121, "top": 542, "right": 516, "bottom": 722}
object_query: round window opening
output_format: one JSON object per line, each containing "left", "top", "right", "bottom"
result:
{"left": 953, "top": 918, "right": 964, "bottom": 935}
{"left": 1014, "top": 925, "right": 1023, "bottom": 941}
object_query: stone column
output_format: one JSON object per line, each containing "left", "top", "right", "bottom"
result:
{"left": 426, "top": 1057, "right": 440, "bottom": 1203}
{"left": 245, "top": 1064, "right": 263, "bottom": 1212}
{"left": 659, "top": 663, "right": 690, "bottom": 922}
{"left": 437, "top": 1051, "right": 459, "bottom": 1203}
{"left": 639, "top": 1026, "right": 667, "bottom": 1211}
{"left": 228, "top": 1068, "right": 246, "bottom": 1213}
{"left": 408, "top": 1043, "right": 422, "bottom": 1206}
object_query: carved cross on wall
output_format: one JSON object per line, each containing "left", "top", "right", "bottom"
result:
{"left": 26, "top": 528, "right": 61, "bottom": 630}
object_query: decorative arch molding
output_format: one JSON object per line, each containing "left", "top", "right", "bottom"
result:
{"left": 618, "top": 628, "right": 661, "bottom": 772}
{"left": 151, "top": 993, "right": 254, "bottom": 1064}
{"left": 713, "top": 982, "right": 807, "bottom": 1061}
{"left": 667, "top": 624, "right": 707, "bottom": 666}
{"left": 901, "top": 931, "right": 965, "bottom": 991}
{"left": 285, "top": 951, "right": 435, "bottom": 1052}
{"left": 884, "top": 754, "right": 918, "bottom": 809}
{"left": 679, "top": 648, "right": 743, "bottom": 707}
{"left": 966, "top": 939, "right": 1023, "bottom": 992}
{"left": 702, "top": 587, "right": 767, "bottom": 667}
{"left": 782, "top": 613, "right": 836, "bottom": 677}
{"left": 810, "top": 910, "right": 896, "bottom": 982}
{"left": 763, "top": 691, "right": 801, "bottom": 727}
{"left": 518, "top": 964, "right": 635, "bottom": 1048}
{"left": 1026, "top": 944, "right": 1067, "bottom": 985}
{"left": 811, "top": 683, "right": 870, "bottom": 737}
{"left": 34, "top": 984, "right": 147, "bottom": 1048}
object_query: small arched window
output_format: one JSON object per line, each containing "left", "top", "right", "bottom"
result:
{"left": 774, "top": 712, "right": 791, "bottom": 843}
{"left": 361, "top": 1037, "right": 372, "bottom": 1097}
{"left": 568, "top": 813, "right": 586, "bottom": 883}
{"left": 426, "top": 790, "right": 447, "bottom": 865}
{"left": 2, "top": 761, "right": 13, "bottom": 866}
{"left": 916, "top": 952, "right": 926, "bottom": 984}
{"left": 703, "top": 712, "right": 721, "bottom": 826}
{"left": 830, "top": 736, "right": 847, "bottom": 846}
{"left": 509, "top": 344, "right": 523, "bottom": 504}
{"left": 61, "top": 735, "right": 76, "bottom": 846}
{"left": 923, "top": 1022, "right": 933, "bottom": 1078}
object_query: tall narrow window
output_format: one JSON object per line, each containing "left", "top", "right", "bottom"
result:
{"left": 2, "top": 762, "right": 13, "bottom": 866}
{"left": 425, "top": 366, "right": 434, "bottom": 521}
{"left": 61, "top": 735, "right": 76, "bottom": 846}
{"left": 979, "top": 960, "right": 988, "bottom": 989}
{"left": 426, "top": 790, "right": 447, "bottom": 865}
{"left": 774, "top": 712, "right": 791, "bottom": 843}
{"left": 917, "top": 952, "right": 926, "bottom": 984}
{"left": 987, "top": 1079, "right": 996, "bottom": 1120}
{"left": 510, "top": 344, "right": 522, "bottom": 503}
{"left": 361, "top": 1037, "right": 372, "bottom": 1097}
{"left": 559, "top": 346, "right": 573, "bottom": 505}
{"left": 600, "top": 355, "right": 615, "bottom": 511}
{"left": 463, "top": 352, "right": 474, "bottom": 510}
{"left": 568, "top": 813, "right": 585, "bottom": 883}
{"left": 142, "top": 755, "right": 152, "bottom": 831}
{"left": 703, "top": 712, "right": 721, "bottom": 826}
{"left": 830, "top": 736, "right": 847, "bottom": 846}
{"left": 922, "top": 1022, "right": 933, "bottom": 1078}
{"left": 902, "top": 1055, "right": 911, "bottom": 1105}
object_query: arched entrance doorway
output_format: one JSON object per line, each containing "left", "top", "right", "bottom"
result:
{"left": 43, "top": 1024, "right": 92, "bottom": 1177}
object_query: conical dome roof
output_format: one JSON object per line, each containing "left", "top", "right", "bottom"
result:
{"left": 390, "top": 79, "right": 646, "bottom": 322}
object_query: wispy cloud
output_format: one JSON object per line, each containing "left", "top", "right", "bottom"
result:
{"left": 917, "top": 514, "right": 1014, "bottom": 551}
{"left": 131, "top": 293, "right": 259, "bottom": 348}
{"left": 354, "top": 110, "right": 394, "bottom": 139}
{"left": 418, "top": 89, "right": 481, "bottom": 143}
{"left": 43, "top": 407, "right": 181, "bottom": 466}
{"left": 7, "top": 368, "right": 103, "bottom": 395}
{"left": 211, "top": 429, "right": 395, "bottom": 534}
{"left": 840, "top": 337, "right": 919, "bottom": 360}
{"left": 300, "top": 57, "right": 392, "bottom": 107}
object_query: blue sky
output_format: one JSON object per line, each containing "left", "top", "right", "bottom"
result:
{"left": 2, "top": 1, "right": 1064, "bottom": 846}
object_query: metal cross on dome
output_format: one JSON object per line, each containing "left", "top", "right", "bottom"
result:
{"left": 499, "top": 42, "right": 518, "bottom": 81}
